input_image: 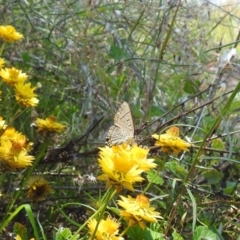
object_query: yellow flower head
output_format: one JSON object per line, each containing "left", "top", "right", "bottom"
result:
{"left": 0, "top": 25, "right": 24, "bottom": 42}
{"left": 35, "top": 116, "right": 66, "bottom": 134}
{"left": 0, "top": 67, "right": 28, "bottom": 85}
{"left": 88, "top": 216, "right": 124, "bottom": 240}
{"left": 26, "top": 176, "right": 52, "bottom": 202}
{"left": 152, "top": 126, "right": 191, "bottom": 155}
{"left": 0, "top": 138, "right": 34, "bottom": 169}
{"left": 98, "top": 144, "right": 156, "bottom": 192}
{"left": 14, "top": 82, "right": 39, "bottom": 107}
{"left": 0, "top": 58, "right": 5, "bottom": 69}
{"left": 118, "top": 194, "right": 161, "bottom": 229}
{"left": 2, "top": 127, "right": 31, "bottom": 151}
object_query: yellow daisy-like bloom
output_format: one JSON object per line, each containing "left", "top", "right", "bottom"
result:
{"left": 98, "top": 144, "right": 156, "bottom": 192}
{"left": 35, "top": 116, "right": 66, "bottom": 134}
{"left": 14, "top": 82, "right": 39, "bottom": 107}
{"left": 0, "top": 25, "right": 23, "bottom": 42}
{"left": 88, "top": 216, "right": 124, "bottom": 240}
{"left": 26, "top": 176, "right": 52, "bottom": 202}
{"left": 0, "top": 58, "right": 5, "bottom": 69}
{"left": 152, "top": 126, "right": 191, "bottom": 155}
{"left": 0, "top": 67, "right": 28, "bottom": 85}
{"left": 2, "top": 127, "right": 31, "bottom": 151}
{"left": 118, "top": 194, "right": 161, "bottom": 230}
{"left": 0, "top": 138, "right": 34, "bottom": 169}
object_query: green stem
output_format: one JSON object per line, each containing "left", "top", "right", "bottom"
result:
{"left": 143, "top": 156, "right": 167, "bottom": 194}
{"left": 70, "top": 187, "right": 117, "bottom": 240}
{"left": 185, "top": 81, "right": 240, "bottom": 183}
{"left": 165, "top": 79, "right": 240, "bottom": 235}
{"left": 0, "top": 42, "right": 6, "bottom": 56}
{"left": 91, "top": 188, "right": 115, "bottom": 240}
{"left": 120, "top": 226, "right": 131, "bottom": 237}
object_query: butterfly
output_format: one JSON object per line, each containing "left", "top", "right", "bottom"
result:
{"left": 106, "top": 102, "right": 134, "bottom": 146}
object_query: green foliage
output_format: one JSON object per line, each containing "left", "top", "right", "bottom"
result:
{"left": 14, "top": 223, "right": 28, "bottom": 240}
{"left": 203, "top": 169, "right": 224, "bottom": 185}
{"left": 193, "top": 226, "right": 220, "bottom": 240}
{"left": 211, "top": 139, "right": 225, "bottom": 150}
{"left": 1, "top": 204, "right": 40, "bottom": 240}
{"left": 172, "top": 229, "right": 184, "bottom": 240}
{"left": 147, "top": 170, "right": 164, "bottom": 186}
{"left": 165, "top": 161, "right": 188, "bottom": 179}
{"left": 54, "top": 227, "right": 80, "bottom": 240}
{"left": 127, "top": 225, "right": 167, "bottom": 240}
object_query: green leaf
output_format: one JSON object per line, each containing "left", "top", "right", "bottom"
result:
{"left": 0, "top": 204, "right": 40, "bottom": 240}
{"left": 223, "top": 181, "right": 237, "bottom": 195}
{"left": 108, "top": 206, "right": 121, "bottom": 217}
{"left": 148, "top": 105, "right": 166, "bottom": 118}
{"left": 183, "top": 79, "right": 201, "bottom": 94}
{"left": 22, "top": 52, "right": 31, "bottom": 63}
{"left": 187, "top": 188, "right": 197, "bottom": 233}
{"left": 14, "top": 223, "right": 28, "bottom": 240}
{"left": 165, "top": 161, "right": 188, "bottom": 178}
{"left": 147, "top": 170, "right": 164, "bottom": 186}
{"left": 229, "top": 100, "right": 240, "bottom": 113}
{"left": 203, "top": 169, "right": 223, "bottom": 184}
{"left": 202, "top": 116, "right": 216, "bottom": 131}
{"left": 127, "top": 225, "right": 165, "bottom": 240}
{"left": 108, "top": 45, "right": 127, "bottom": 60}
{"left": 145, "top": 228, "right": 165, "bottom": 240}
{"left": 127, "top": 225, "right": 147, "bottom": 240}
{"left": 193, "top": 226, "right": 218, "bottom": 240}
{"left": 54, "top": 227, "right": 79, "bottom": 240}
{"left": 146, "top": 223, "right": 165, "bottom": 239}
{"left": 172, "top": 229, "right": 184, "bottom": 240}
{"left": 211, "top": 139, "right": 225, "bottom": 150}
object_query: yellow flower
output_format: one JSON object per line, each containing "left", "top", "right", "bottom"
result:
{"left": 26, "top": 176, "right": 52, "bottom": 202}
{"left": 130, "top": 144, "right": 156, "bottom": 171}
{"left": 2, "top": 127, "right": 31, "bottom": 151}
{"left": 0, "top": 124, "right": 33, "bottom": 169}
{"left": 35, "top": 116, "right": 66, "bottom": 134}
{"left": 98, "top": 144, "right": 156, "bottom": 192}
{"left": 152, "top": 126, "right": 191, "bottom": 155}
{"left": 0, "top": 138, "right": 34, "bottom": 169}
{"left": 13, "top": 149, "right": 34, "bottom": 168}
{"left": 0, "top": 25, "right": 23, "bottom": 42}
{"left": 15, "top": 235, "right": 22, "bottom": 240}
{"left": 88, "top": 216, "right": 124, "bottom": 240}
{"left": 14, "top": 82, "right": 39, "bottom": 107}
{"left": 118, "top": 194, "right": 161, "bottom": 229}
{"left": 0, "top": 67, "right": 28, "bottom": 85}
{"left": 0, "top": 116, "right": 7, "bottom": 132}
{"left": 0, "top": 58, "right": 5, "bottom": 69}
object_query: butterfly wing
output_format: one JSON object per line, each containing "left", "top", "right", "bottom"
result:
{"left": 106, "top": 102, "right": 134, "bottom": 146}
{"left": 114, "top": 102, "right": 134, "bottom": 136}
{"left": 106, "top": 125, "right": 131, "bottom": 146}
